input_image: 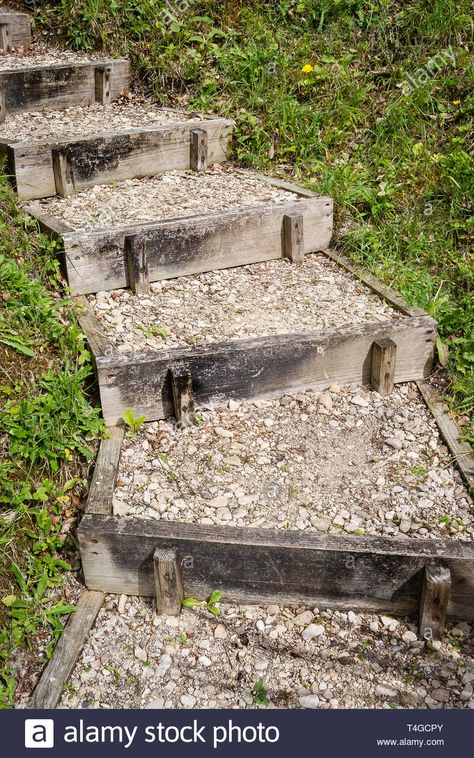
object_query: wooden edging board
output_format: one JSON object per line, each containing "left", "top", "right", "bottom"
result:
{"left": 24, "top": 177, "right": 334, "bottom": 295}
{"left": 78, "top": 383, "right": 474, "bottom": 622}
{"left": 28, "top": 590, "right": 104, "bottom": 709}
{"left": 0, "top": 58, "right": 130, "bottom": 115}
{"left": 0, "top": 10, "right": 32, "bottom": 51}
{"left": 71, "top": 246, "right": 436, "bottom": 426}
{"left": 1, "top": 117, "right": 234, "bottom": 200}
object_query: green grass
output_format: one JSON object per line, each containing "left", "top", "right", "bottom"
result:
{"left": 0, "top": 171, "right": 104, "bottom": 708}
{"left": 33, "top": 0, "right": 473, "bottom": 442}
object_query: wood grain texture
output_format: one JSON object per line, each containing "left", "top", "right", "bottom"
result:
{"left": 78, "top": 515, "right": 474, "bottom": 620}
{"left": 283, "top": 212, "right": 304, "bottom": 263}
{"left": 371, "top": 338, "right": 397, "bottom": 396}
{"left": 154, "top": 548, "right": 184, "bottom": 616}
{"left": 94, "top": 315, "right": 436, "bottom": 426}
{"left": 46, "top": 196, "right": 333, "bottom": 295}
{"left": 10, "top": 118, "right": 233, "bottom": 200}
{"left": 74, "top": 296, "right": 110, "bottom": 358}
{"left": 417, "top": 381, "right": 474, "bottom": 490}
{"left": 0, "top": 59, "right": 130, "bottom": 115}
{"left": 85, "top": 427, "right": 124, "bottom": 515}
{"left": 419, "top": 565, "right": 451, "bottom": 641}
{"left": 29, "top": 590, "right": 104, "bottom": 709}
{"left": 0, "top": 11, "right": 31, "bottom": 50}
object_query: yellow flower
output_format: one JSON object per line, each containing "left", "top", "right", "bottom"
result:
{"left": 301, "top": 64, "right": 314, "bottom": 73}
{"left": 452, "top": 99, "right": 461, "bottom": 105}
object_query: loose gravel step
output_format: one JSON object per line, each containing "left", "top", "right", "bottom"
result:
{"left": 37, "top": 166, "right": 302, "bottom": 230}
{"left": 114, "top": 384, "right": 473, "bottom": 540}
{"left": 58, "top": 594, "right": 474, "bottom": 710}
{"left": 88, "top": 253, "right": 401, "bottom": 353}
{"left": 0, "top": 40, "right": 110, "bottom": 69}
{"left": 0, "top": 101, "right": 209, "bottom": 144}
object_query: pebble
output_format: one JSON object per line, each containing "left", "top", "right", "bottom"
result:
{"left": 299, "top": 694, "right": 320, "bottom": 709}
{"left": 402, "top": 631, "right": 418, "bottom": 643}
{"left": 301, "top": 624, "right": 325, "bottom": 640}
{"left": 180, "top": 694, "right": 197, "bottom": 708}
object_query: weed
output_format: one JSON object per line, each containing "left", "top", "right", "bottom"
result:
{"left": 252, "top": 679, "right": 270, "bottom": 705}
{"left": 122, "top": 408, "right": 146, "bottom": 437}
{"left": 181, "top": 590, "right": 222, "bottom": 616}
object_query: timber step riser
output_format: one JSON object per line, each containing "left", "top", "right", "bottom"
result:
{"left": 0, "top": 59, "right": 130, "bottom": 118}
{"left": 26, "top": 183, "right": 333, "bottom": 295}
{"left": 0, "top": 11, "right": 32, "bottom": 52}
{"left": 1, "top": 119, "right": 234, "bottom": 200}
{"left": 79, "top": 514, "right": 474, "bottom": 629}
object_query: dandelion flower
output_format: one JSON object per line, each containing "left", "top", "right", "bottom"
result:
{"left": 301, "top": 64, "right": 314, "bottom": 73}
{"left": 452, "top": 99, "right": 461, "bottom": 105}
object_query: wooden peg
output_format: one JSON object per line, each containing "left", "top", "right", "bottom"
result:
{"left": 283, "top": 212, "right": 304, "bottom": 263}
{"left": 419, "top": 565, "right": 451, "bottom": 641}
{"left": 95, "top": 65, "right": 112, "bottom": 105}
{"left": 0, "top": 87, "right": 6, "bottom": 124}
{"left": 371, "top": 338, "right": 397, "bottom": 396}
{"left": 171, "top": 369, "right": 194, "bottom": 424}
{"left": 52, "top": 149, "right": 74, "bottom": 197}
{"left": 125, "top": 235, "right": 150, "bottom": 295}
{"left": 154, "top": 547, "right": 184, "bottom": 616}
{"left": 0, "top": 24, "right": 12, "bottom": 53}
{"left": 190, "top": 128, "right": 208, "bottom": 172}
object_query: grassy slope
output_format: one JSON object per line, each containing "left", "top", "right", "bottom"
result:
{"left": 0, "top": 174, "right": 103, "bottom": 707}
{"left": 35, "top": 0, "right": 473, "bottom": 438}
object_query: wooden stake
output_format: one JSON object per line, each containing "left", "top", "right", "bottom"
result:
{"left": 52, "top": 149, "right": 74, "bottom": 197}
{"left": 0, "top": 87, "right": 5, "bottom": 125}
{"left": 0, "top": 23, "right": 12, "bottom": 53}
{"left": 371, "top": 338, "right": 397, "bottom": 396}
{"left": 283, "top": 212, "right": 304, "bottom": 263}
{"left": 419, "top": 565, "right": 451, "bottom": 641}
{"left": 125, "top": 235, "right": 150, "bottom": 295}
{"left": 154, "top": 547, "right": 184, "bottom": 616}
{"left": 190, "top": 128, "right": 208, "bottom": 172}
{"left": 95, "top": 65, "right": 112, "bottom": 105}
{"left": 171, "top": 369, "right": 194, "bottom": 424}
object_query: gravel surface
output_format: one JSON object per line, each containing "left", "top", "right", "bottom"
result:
{"left": 37, "top": 166, "right": 301, "bottom": 230}
{"left": 58, "top": 594, "right": 474, "bottom": 710}
{"left": 88, "top": 254, "right": 401, "bottom": 353}
{"left": 114, "top": 384, "right": 473, "bottom": 540}
{"left": 0, "top": 101, "right": 207, "bottom": 143}
{"left": 0, "top": 40, "right": 110, "bottom": 69}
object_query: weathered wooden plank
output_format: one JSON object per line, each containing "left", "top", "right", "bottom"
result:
{"left": 74, "top": 295, "right": 111, "bottom": 358}
{"left": 78, "top": 515, "right": 474, "bottom": 620}
{"left": 242, "top": 170, "right": 318, "bottom": 199}
{"left": 29, "top": 590, "right": 104, "bottom": 709}
{"left": 417, "top": 381, "right": 474, "bottom": 490}
{"left": 125, "top": 235, "right": 150, "bottom": 295}
{"left": 0, "top": 11, "right": 31, "bottom": 50}
{"left": 9, "top": 118, "right": 233, "bottom": 200}
{"left": 23, "top": 201, "right": 75, "bottom": 236}
{"left": 371, "top": 338, "right": 397, "bottom": 396}
{"left": 190, "top": 127, "right": 208, "bottom": 172}
{"left": 0, "top": 85, "right": 5, "bottom": 124}
{"left": 154, "top": 548, "right": 184, "bottom": 616}
{"left": 419, "top": 565, "right": 451, "bottom": 641}
{"left": 0, "top": 59, "right": 130, "bottom": 115}
{"left": 283, "top": 212, "right": 304, "bottom": 263}
{"left": 324, "top": 249, "right": 429, "bottom": 318}
{"left": 43, "top": 197, "right": 333, "bottom": 295}
{"left": 95, "top": 315, "right": 436, "bottom": 426}
{"left": 85, "top": 427, "right": 124, "bottom": 515}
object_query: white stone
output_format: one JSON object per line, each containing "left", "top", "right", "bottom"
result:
{"left": 299, "top": 694, "right": 320, "bottom": 709}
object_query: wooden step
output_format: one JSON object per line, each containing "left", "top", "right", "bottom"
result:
{"left": 0, "top": 54, "right": 130, "bottom": 118}
{"left": 74, "top": 249, "right": 436, "bottom": 427}
{"left": 1, "top": 110, "right": 233, "bottom": 200}
{"left": 78, "top": 384, "right": 474, "bottom": 627}
{"left": 0, "top": 9, "right": 31, "bottom": 52}
{"left": 25, "top": 169, "right": 333, "bottom": 294}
